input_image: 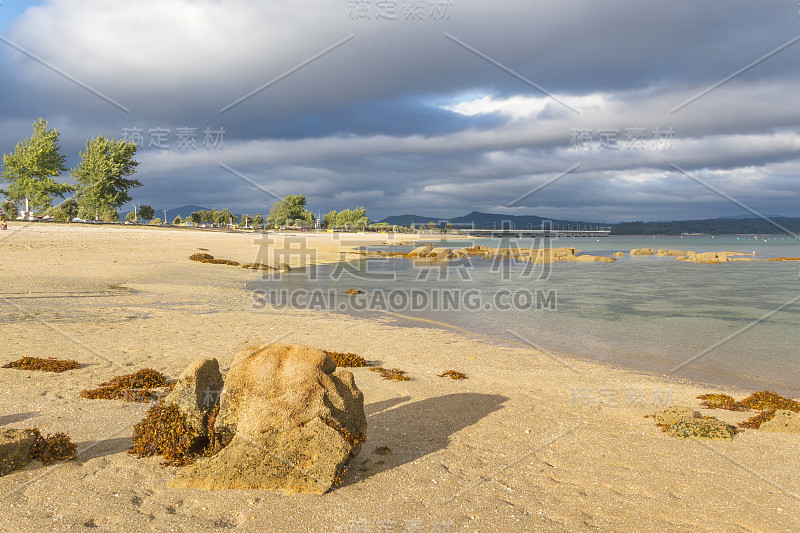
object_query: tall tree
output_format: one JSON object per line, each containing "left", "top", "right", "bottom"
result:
{"left": 138, "top": 204, "right": 155, "bottom": 221}
{"left": 71, "top": 134, "right": 140, "bottom": 219}
{"left": 1, "top": 118, "right": 72, "bottom": 213}
{"left": 60, "top": 198, "right": 79, "bottom": 222}
{"left": 269, "top": 194, "right": 315, "bottom": 224}
{"left": 1, "top": 199, "right": 17, "bottom": 219}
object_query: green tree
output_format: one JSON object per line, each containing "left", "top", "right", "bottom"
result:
{"left": 269, "top": 194, "right": 314, "bottom": 224}
{"left": 428, "top": 221, "right": 436, "bottom": 230}
{"left": 190, "top": 212, "right": 201, "bottom": 224}
{"left": 173, "top": 215, "right": 183, "bottom": 225}
{"left": 253, "top": 213, "right": 264, "bottom": 227}
{"left": 125, "top": 210, "right": 139, "bottom": 223}
{"left": 138, "top": 204, "right": 155, "bottom": 221}
{"left": 60, "top": 198, "right": 79, "bottom": 222}
{"left": 240, "top": 214, "right": 252, "bottom": 227}
{"left": 218, "top": 208, "right": 234, "bottom": 226}
{"left": 1, "top": 199, "right": 17, "bottom": 220}
{"left": 1, "top": 118, "right": 72, "bottom": 213}
{"left": 149, "top": 217, "right": 162, "bottom": 225}
{"left": 71, "top": 134, "right": 140, "bottom": 219}
{"left": 322, "top": 210, "right": 337, "bottom": 228}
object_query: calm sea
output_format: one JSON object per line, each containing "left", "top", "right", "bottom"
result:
{"left": 254, "top": 234, "right": 800, "bottom": 396}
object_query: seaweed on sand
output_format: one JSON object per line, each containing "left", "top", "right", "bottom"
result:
{"left": 369, "top": 367, "right": 411, "bottom": 381}
{"left": 2, "top": 357, "right": 80, "bottom": 373}
{"left": 81, "top": 369, "right": 171, "bottom": 402}
{"left": 322, "top": 350, "right": 369, "bottom": 368}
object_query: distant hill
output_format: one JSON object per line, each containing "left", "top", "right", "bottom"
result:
{"left": 378, "top": 211, "right": 604, "bottom": 229}
{"left": 611, "top": 217, "right": 800, "bottom": 235}
{"left": 157, "top": 205, "right": 211, "bottom": 222}
{"left": 378, "top": 211, "right": 800, "bottom": 235}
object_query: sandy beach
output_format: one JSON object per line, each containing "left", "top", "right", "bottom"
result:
{"left": 1, "top": 223, "right": 798, "bottom": 532}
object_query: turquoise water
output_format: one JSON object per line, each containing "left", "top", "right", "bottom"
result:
{"left": 255, "top": 235, "right": 800, "bottom": 396}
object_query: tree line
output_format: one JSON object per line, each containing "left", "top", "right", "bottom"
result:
{"left": 1, "top": 118, "right": 140, "bottom": 222}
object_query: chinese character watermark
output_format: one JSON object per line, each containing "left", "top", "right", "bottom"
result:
{"left": 570, "top": 127, "right": 674, "bottom": 150}
{"left": 121, "top": 126, "right": 225, "bottom": 150}
{"left": 348, "top": 0, "right": 452, "bottom": 21}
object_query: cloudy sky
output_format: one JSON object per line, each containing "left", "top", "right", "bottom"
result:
{"left": 1, "top": 0, "right": 799, "bottom": 222}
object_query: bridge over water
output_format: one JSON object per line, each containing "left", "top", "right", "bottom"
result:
{"left": 461, "top": 229, "right": 611, "bottom": 238}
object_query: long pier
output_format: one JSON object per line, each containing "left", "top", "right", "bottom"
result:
{"left": 461, "top": 229, "right": 611, "bottom": 238}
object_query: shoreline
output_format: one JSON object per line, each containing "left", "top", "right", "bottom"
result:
{"left": 1, "top": 224, "right": 799, "bottom": 531}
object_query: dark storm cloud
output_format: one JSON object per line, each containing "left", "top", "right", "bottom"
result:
{"left": 1, "top": 0, "right": 798, "bottom": 220}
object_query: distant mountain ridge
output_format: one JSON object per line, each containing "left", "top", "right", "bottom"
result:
{"left": 379, "top": 211, "right": 603, "bottom": 228}
{"left": 378, "top": 211, "right": 800, "bottom": 235}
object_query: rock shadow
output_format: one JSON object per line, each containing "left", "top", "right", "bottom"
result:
{"left": 74, "top": 437, "right": 134, "bottom": 461}
{"left": 0, "top": 412, "right": 39, "bottom": 426}
{"left": 344, "top": 393, "right": 507, "bottom": 486}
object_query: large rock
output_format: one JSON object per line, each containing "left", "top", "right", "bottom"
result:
{"left": 528, "top": 247, "right": 578, "bottom": 263}
{"left": 0, "top": 428, "right": 39, "bottom": 476}
{"left": 759, "top": 410, "right": 800, "bottom": 433}
{"left": 426, "top": 247, "right": 454, "bottom": 260}
{"left": 163, "top": 358, "right": 224, "bottom": 434}
{"left": 572, "top": 255, "right": 616, "bottom": 263}
{"left": 656, "top": 249, "right": 690, "bottom": 257}
{"left": 406, "top": 246, "right": 434, "bottom": 257}
{"left": 173, "top": 344, "right": 366, "bottom": 493}
{"left": 630, "top": 248, "right": 655, "bottom": 256}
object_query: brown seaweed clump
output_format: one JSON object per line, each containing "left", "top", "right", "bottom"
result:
{"left": 438, "top": 370, "right": 467, "bottom": 380}
{"left": 322, "top": 350, "right": 369, "bottom": 367}
{"left": 81, "top": 369, "right": 170, "bottom": 402}
{"left": 697, "top": 393, "right": 736, "bottom": 410}
{"left": 130, "top": 403, "right": 205, "bottom": 466}
{"left": 734, "top": 391, "right": 800, "bottom": 412}
{"left": 369, "top": 367, "right": 411, "bottom": 381}
{"left": 188, "top": 253, "right": 240, "bottom": 266}
{"left": 29, "top": 430, "right": 78, "bottom": 465}
{"left": 697, "top": 390, "right": 800, "bottom": 430}
{"left": 739, "top": 410, "right": 778, "bottom": 430}
{"left": 2, "top": 357, "right": 80, "bottom": 373}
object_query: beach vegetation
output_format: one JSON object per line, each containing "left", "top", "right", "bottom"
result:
{"left": 1, "top": 118, "right": 73, "bottom": 212}
{"left": 71, "top": 134, "right": 140, "bottom": 220}
{"left": 438, "top": 370, "right": 467, "bottom": 380}
{"left": 81, "top": 368, "right": 170, "bottom": 402}
{"left": 322, "top": 350, "right": 369, "bottom": 367}
{"left": 321, "top": 207, "right": 367, "bottom": 229}
{"left": 369, "top": 367, "right": 411, "bottom": 381}
{"left": 1, "top": 199, "right": 17, "bottom": 219}
{"left": 269, "top": 195, "right": 315, "bottom": 226}
{"left": 188, "top": 253, "right": 239, "bottom": 266}
{"left": 2, "top": 357, "right": 80, "bottom": 373}
{"left": 697, "top": 393, "right": 736, "bottom": 409}
{"left": 697, "top": 390, "right": 800, "bottom": 430}
{"left": 697, "top": 391, "right": 800, "bottom": 412}
{"left": 29, "top": 429, "right": 78, "bottom": 464}
{"left": 138, "top": 204, "right": 155, "bottom": 222}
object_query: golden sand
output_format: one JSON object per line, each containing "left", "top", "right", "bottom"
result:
{"left": 0, "top": 223, "right": 798, "bottom": 532}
